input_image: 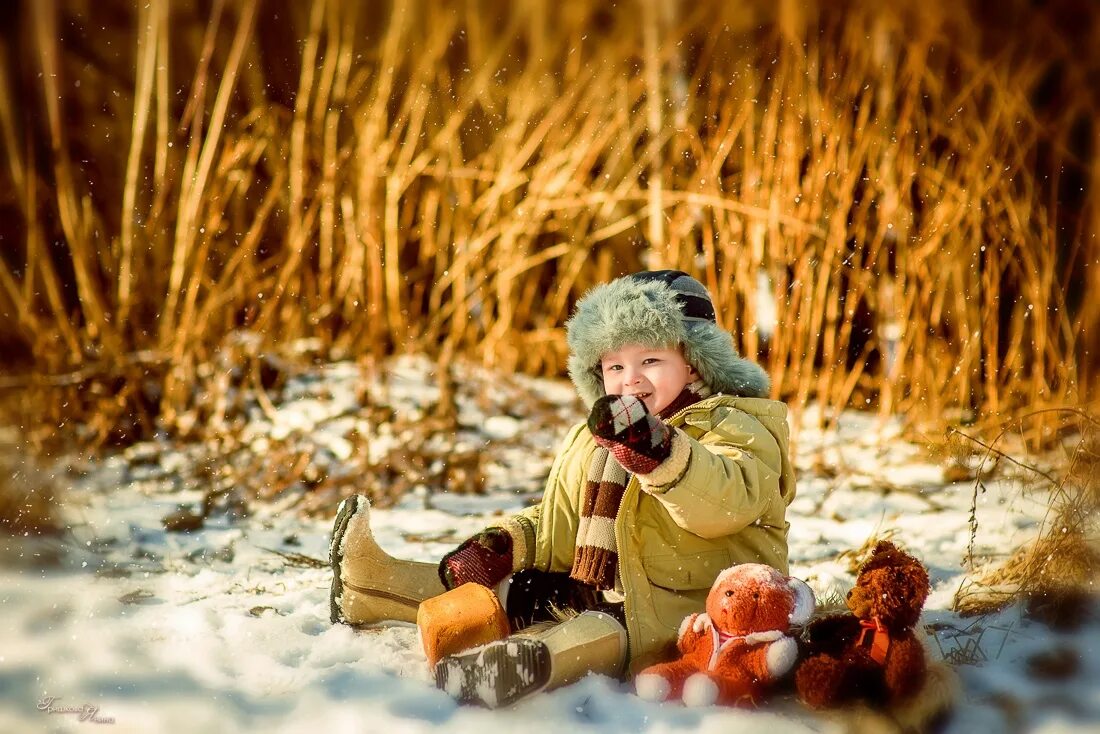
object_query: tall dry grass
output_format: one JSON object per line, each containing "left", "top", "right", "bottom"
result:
{"left": 0, "top": 0, "right": 1096, "bottom": 447}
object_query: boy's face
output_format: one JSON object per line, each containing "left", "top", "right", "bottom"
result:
{"left": 599, "top": 344, "right": 698, "bottom": 415}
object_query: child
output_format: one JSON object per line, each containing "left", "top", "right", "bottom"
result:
{"left": 329, "top": 270, "right": 796, "bottom": 707}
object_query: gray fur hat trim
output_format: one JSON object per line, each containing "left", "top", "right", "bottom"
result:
{"left": 565, "top": 271, "right": 771, "bottom": 407}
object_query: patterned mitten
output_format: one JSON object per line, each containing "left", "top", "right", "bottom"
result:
{"left": 588, "top": 394, "right": 673, "bottom": 474}
{"left": 439, "top": 527, "right": 514, "bottom": 590}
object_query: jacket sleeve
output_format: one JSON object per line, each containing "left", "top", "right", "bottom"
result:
{"left": 633, "top": 406, "right": 785, "bottom": 539}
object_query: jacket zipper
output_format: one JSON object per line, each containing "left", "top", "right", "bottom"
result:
{"left": 615, "top": 395, "right": 718, "bottom": 665}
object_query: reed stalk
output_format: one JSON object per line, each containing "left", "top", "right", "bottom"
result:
{"left": 0, "top": 0, "right": 1094, "bottom": 447}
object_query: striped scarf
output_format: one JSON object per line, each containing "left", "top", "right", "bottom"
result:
{"left": 570, "top": 379, "right": 712, "bottom": 590}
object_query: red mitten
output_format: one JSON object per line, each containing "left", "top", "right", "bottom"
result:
{"left": 588, "top": 394, "right": 673, "bottom": 474}
{"left": 439, "top": 527, "right": 513, "bottom": 590}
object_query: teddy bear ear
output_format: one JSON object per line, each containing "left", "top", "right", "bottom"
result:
{"left": 872, "top": 540, "right": 897, "bottom": 556}
{"left": 787, "top": 578, "right": 816, "bottom": 626}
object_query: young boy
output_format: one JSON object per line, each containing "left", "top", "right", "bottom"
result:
{"left": 329, "top": 270, "right": 796, "bottom": 707}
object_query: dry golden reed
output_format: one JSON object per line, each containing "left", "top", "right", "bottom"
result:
{"left": 0, "top": 0, "right": 1096, "bottom": 445}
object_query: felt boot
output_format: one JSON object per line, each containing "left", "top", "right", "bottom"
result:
{"left": 329, "top": 494, "right": 445, "bottom": 625}
{"left": 434, "top": 610, "right": 627, "bottom": 708}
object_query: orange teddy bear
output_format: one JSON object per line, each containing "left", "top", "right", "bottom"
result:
{"left": 635, "top": 564, "right": 815, "bottom": 707}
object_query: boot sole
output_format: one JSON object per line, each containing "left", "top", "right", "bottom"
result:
{"left": 329, "top": 495, "right": 361, "bottom": 624}
{"left": 434, "top": 637, "right": 550, "bottom": 708}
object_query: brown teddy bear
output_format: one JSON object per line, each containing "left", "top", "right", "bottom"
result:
{"left": 635, "top": 563, "right": 815, "bottom": 707}
{"left": 795, "top": 541, "right": 931, "bottom": 709}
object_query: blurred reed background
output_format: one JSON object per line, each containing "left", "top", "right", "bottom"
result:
{"left": 0, "top": 0, "right": 1096, "bottom": 449}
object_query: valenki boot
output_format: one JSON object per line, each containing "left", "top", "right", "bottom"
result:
{"left": 329, "top": 494, "right": 445, "bottom": 625}
{"left": 434, "top": 610, "right": 628, "bottom": 708}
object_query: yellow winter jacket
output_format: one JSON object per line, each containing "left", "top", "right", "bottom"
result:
{"left": 515, "top": 394, "right": 795, "bottom": 674}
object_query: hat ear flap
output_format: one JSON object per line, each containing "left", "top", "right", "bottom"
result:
{"left": 787, "top": 577, "right": 816, "bottom": 626}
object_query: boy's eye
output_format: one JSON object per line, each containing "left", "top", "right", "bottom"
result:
{"left": 603, "top": 364, "right": 622, "bottom": 372}
{"left": 643, "top": 358, "right": 660, "bottom": 365}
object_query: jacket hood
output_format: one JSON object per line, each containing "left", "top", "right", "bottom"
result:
{"left": 565, "top": 276, "right": 770, "bottom": 407}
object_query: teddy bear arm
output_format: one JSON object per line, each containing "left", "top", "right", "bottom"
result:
{"left": 723, "top": 637, "right": 797, "bottom": 682}
{"left": 883, "top": 634, "right": 927, "bottom": 702}
{"left": 677, "top": 614, "right": 708, "bottom": 654}
{"left": 804, "top": 613, "right": 861, "bottom": 655}
{"left": 762, "top": 637, "right": 799, "bottom": 679}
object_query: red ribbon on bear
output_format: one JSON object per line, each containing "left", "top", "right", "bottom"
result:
{"left": 857, "top": 616, "right": 891, "bottom": 664}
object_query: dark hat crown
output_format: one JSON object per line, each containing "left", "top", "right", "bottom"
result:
{"left": 628, "top": 270, "right": 717, "bottom": 324}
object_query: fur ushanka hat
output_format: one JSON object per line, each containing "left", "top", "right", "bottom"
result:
{"left": 565, "top": 270, "right": 771, "bottom": 407}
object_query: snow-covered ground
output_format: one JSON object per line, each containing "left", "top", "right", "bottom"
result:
{"left": 2, "top": 355, "right": 1097, "bottom": 733}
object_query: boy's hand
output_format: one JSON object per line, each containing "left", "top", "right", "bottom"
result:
{"left": 588, "top": 394, "right": 673, "bottom": 474}
{"left": 439, "top": 527, "right": 513, "bottom": 591}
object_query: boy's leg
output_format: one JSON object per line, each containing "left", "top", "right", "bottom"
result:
{"left": 503, "top": 569, "right": 600, "bottom": 630}
{"left": 434, "top": 610, "right": 628, "bottom": 708}
{"left": 330, "top": 494, "right": 445, "bottom": 624}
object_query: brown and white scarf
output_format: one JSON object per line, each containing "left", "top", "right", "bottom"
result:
{"left": 570, "top": 379, "right": 712, "bottom": 589}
